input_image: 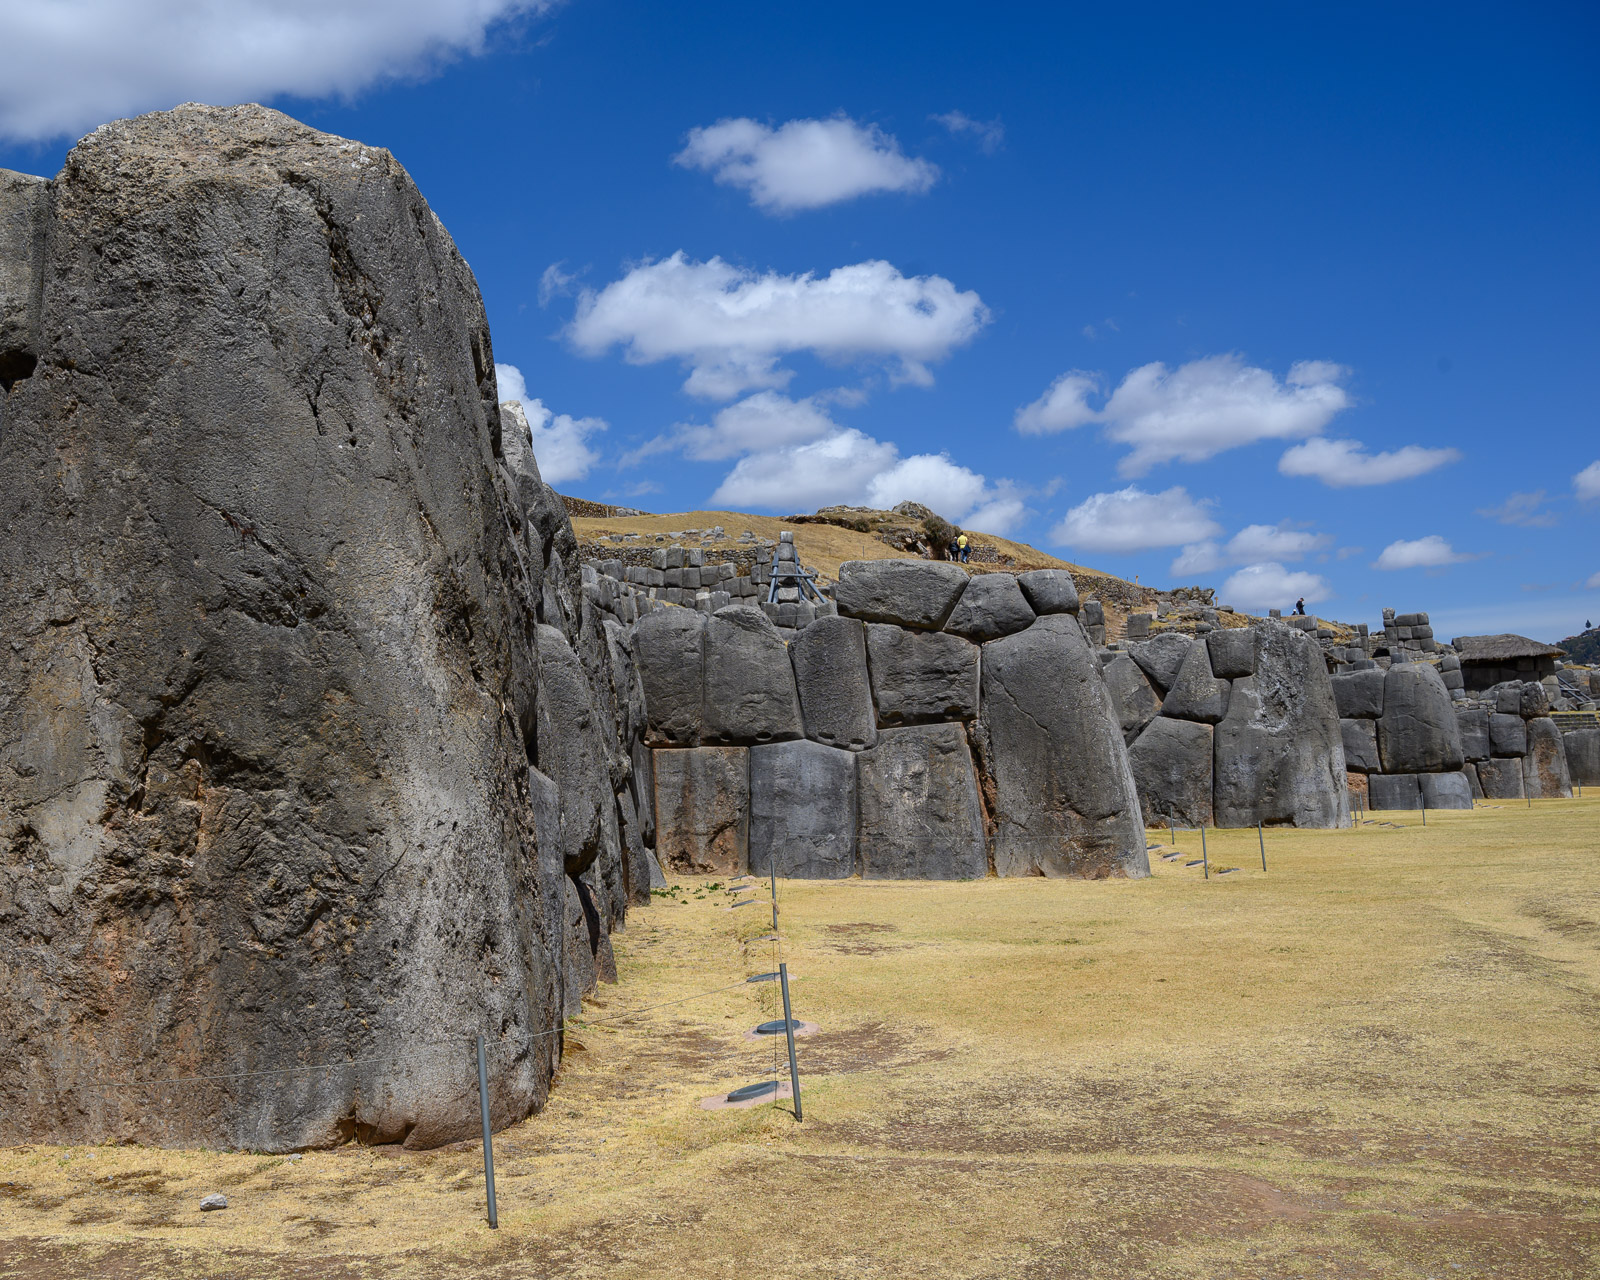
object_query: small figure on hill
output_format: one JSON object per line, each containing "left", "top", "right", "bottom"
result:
{"left": 956, "top": 532, "right": 971, "bottom": 563}
{"left": 1294, "top": 597, "right": 1306, "bottom": 616}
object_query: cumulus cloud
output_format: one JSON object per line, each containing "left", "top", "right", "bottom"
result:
{"left": 0, "top": 0, "right": 550, "bottom": 143}
{"left": 1576, "top": 461, "right": 1600, "bottom": 502}
{"left": 674, "top": 116, "right": 937, "bottom": 213}
{"left": 1476, "top": 490, "right": 1556, "bottom": 528}
{"left": 1372, "top": 535, "right": 1473, "bottom": 571}
{"left": 539, "top": 262, "right": 579, "bottom": 307}
{"left": 1170, "top": 542, "right": 1225, "bottom": 576}
{"left": 1050, "top": 487, "right": 1221, "bottom": 554}
{"left": 496, "top": 362, "right": 604, "bottom": 485}
{"left": 1588, "top": 571, "right": 1600, "bottom": 590}
{"left": 1016, "top": 355, "right": 1351, "bottom": 476}
{"left": 1220, "top": 563, "right": 1333, "bottom": 610}
{"left": 668, "top": 391, "right": 842, "bottom": 463}
{"left": 1225, "top": 523, "right": 1331, "bottom": 562}
{"left": 932, "top": 110, "right": 1004, "bottom": 153}
{"left": 569, "top": 253, "right": 989, "bottom": 400}
{"left": 1279, "top": 436, "right": 1460, "bottom": 487}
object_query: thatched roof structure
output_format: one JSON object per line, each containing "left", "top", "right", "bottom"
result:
{"left": 1452, "top": 633, "right": 1565, "bottom": 663}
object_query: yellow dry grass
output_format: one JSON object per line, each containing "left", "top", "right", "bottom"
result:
{"left": 4, "top": 800, "right": 1599, "bottom": 1278}
{"left": 570, "top": 508, "right": 1118, "bottom": 586}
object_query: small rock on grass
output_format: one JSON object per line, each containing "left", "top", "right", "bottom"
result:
{"left": 199, "top": 1194, "right": 228, "bottom": 1211}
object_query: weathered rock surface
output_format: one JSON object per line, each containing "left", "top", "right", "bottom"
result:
{"left": 1489, "top": 713, "right": 1527, "bottom": 757}
{"left": 652, "top": 747, "right": 749, "bottom": 874}
{"left": 977, "top": 616, "right": 1149, "bottom": 878}
{"left": 634, "top": 608, "right": 707, "bottom": 745}
{"left": 1017, "top": 569, "right": 1079, "bottom": 616}
{"left": 1128, "top": 718, "right": 1213, "bottom": 828}
{"left": 1419, "top": 771, "right": 1474, "bottom": 810}
{"left": 788, "top": 616, "right": 876, "bottom": 750}
{"left": 835, "top": 559, "right": 969, "bottom": 630}
{"left": 701, "top": 606, "right": 802, "bottom": 745}
{"left": 943, "top": 573, "right": 1035, "bottom": 642}
{"left": 1130, "top": 633, "right": 1192, "bottom": 696}
{"left": 1564, "top": 728, "right": 1600, "bottom": 786}
{"left": 0, "top": 106, "right": 615, "bottom": 1150}
{"left": 1368, "top": 773, "right": 1421, "bottom": 810}
{"left": 1103, "top": 654, "right": 1160, "bottom": 744}
{"left": 748, "top": 740, "right": 857, "bottom": 879}
{"left": 1475, "top": 757, "right": 1526, "bottom": 800}
{"left": 1331, "top": 668, "right": 1386, "bottom": 719}
{"left": 856, "top": 725, "right": 987, "bottom": 879}
{"left": 1212, "top": 625, "right": 1350, "bottom": 828}
{"left": 1341, "top": 718, "right": 1380, "bottom": 773}
{"left": 1376, "top": 664, "right": 1464, "bottom": 774}
{"left": 1160, "top": 642, "right": 1229, "bottom": 724}
{"left": 865, "top": 624, "right": 980, "bottom": 726}
{"left": 1522, "top": 718, "right": 1572, "bottom": 799}
{"left": 1456, "top": 709, "right": 1492, "bottom": 762}
{"left": 1206, "top": 628, "right": 1257, "bottom": 679}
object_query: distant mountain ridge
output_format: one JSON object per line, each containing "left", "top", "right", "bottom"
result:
{"left": 1558, "top": 628, "right": 1600, "bottom": 665}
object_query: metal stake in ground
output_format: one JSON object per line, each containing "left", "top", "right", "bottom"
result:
{"left": 476, "top": 1035, "right": 499, "bottom": 1229}
{"left": 770, "top": 862, "right": 779, "bottom": 934}
{"left": 1258, "top": 820, "right": 1266, "bottom": 873}
{"left": 779, "top": 963, "right": 803, "bottom": 1122}
{"left": 1200, "top": 825, "right": 1208, "bottom": 880}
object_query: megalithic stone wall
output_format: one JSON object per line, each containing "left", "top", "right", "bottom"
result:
{"left": 636, "top": 562, "right": 1150, "bottom": 879}
{"left": 0, "top": 107, "right": 643, "bottom": 1150}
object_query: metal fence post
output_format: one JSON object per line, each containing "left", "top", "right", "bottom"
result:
{"left": 1258, "top": 820, "right": 1266, "bottom": 873}
{"left": 1200, "top": 825, "right": 1208, "bottom": 880}
{"left": 476, "top": 1035, "right": 499, "bottom": 1229}
{"left": 770, "top": 862, "right": 779, "bottom": 933}
{"left": 779, "top": 963, "right": 803, "bottom": 1122}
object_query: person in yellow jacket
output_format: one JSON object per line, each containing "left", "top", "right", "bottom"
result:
{"left": 955, "top": 532, "right": 970, "bottom": 563}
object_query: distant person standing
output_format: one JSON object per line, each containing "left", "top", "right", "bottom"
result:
{"left": 1294, "top": 597, "right": 1306, "bottom": 616}
{"left": 956, "top": 532, "right": 970, "bottom": 563}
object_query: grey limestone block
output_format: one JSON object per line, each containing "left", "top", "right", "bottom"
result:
{"left": 1560, "top": 727, "right": 1600, "bottom": 786}
{"left": 1376, "top": 664, "right": 1464, "bottom": 774}
{"left": 1489, "top": 713, "right": 1526, "bottom": 757}
{"left": 1419, "top": 770, "right": 1474, "bottom": 810}
{"left": 1456, "top": 708, "right": 1491, "bottom": 762}
{"left": 1519, "top": 681, "right": 1550, "bottom": 718}
{"left": 1125, "top": 612, "right": 1152, "bottom": 640}
{"left": 1442, "top": 669, "right": 1464, "bottom": 691}
{"left": 977, "top": 615, "right": 1149, "bottom": 879}
{"left": 789, "top": 615, "right": 877, "bottom": 750}
{"left": 701, "top": 606, "right": 803, "bottom": 745}
{"left": 1103, "top": 653, "right": 1160, "bottom": 744}
{"left": 663, "top": 567, "right": 683, "bottom": 588}
{"left": 1341, "top": 718, "right": 1380, "bottom": 773}
{"left": 1331, "top": 667, "right": 1386, "bottom": 719}
{"left": 634, "top": 607, "right": 707, "bottom": 745}
{"left": 1207, "top": 627, "right": 1257, "bottom": 679}
{"left": 682, "top": 567, "right": 702, "bottom": 590}
{"left": 535, "top": 625, "right": 617, "bottom": 878}
{"left": 687, "top": 548, "right": 705, "bottom": 568}
{"left": 653, "top": 746, "right": 750, "bottom": 875}
{"left": 631, "top": 739, "right": 655, "bottom": 846}
{"left": 749, "top": 740, "right": 858, "bottom": 879}
{"left": 1522, "top": 717, "right": 1572, "bottom": 799}
{"left": 1494, "top": 684, "right": 1522, "bottom": 715}
{"left": 943, "top": 573, "right": 1035, "bottom": 642}
{"left": 856, "top": 724, "right": 987, "bottom": 879}
{"left": 866, "top": 623, "right": 980, "bottom": 726}
{"left": 1368, "top": 772, "right": 1421, "bottom": 810}
{"left": 1128, "top": 717, "right": 1213, "bottom": 828}
{"left": 1212, "top": 625, "right": 1351, "bottom": 828}
{"left": 835, "top": 559, "right": 970, "bottom": 630}
{"left": 1475, "top": 757, "right": 1525, "bottom": 799}
{"left": 1159, "top": 640, "right": 1229, "bottom": 724}
{"left": 1129, "top": 632, "right": 1192, "bottom": 695}
{"left": 1017, "top": 569, "right": 1080, "bottom": 615}
{"left": 1465, "top": 762, "right": 1485, "bottom": 799}
{"left": 1081, "top": 599, "right": 1105, "bottom": 627}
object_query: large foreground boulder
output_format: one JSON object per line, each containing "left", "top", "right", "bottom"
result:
{"left": 857, "top": 724, "right": 987, "bottom": 878}
{"left": 1128, "top": 718, "right": 1213, "bottom": 828}
{"left": 865, "top": 624, "right": 980, "bottom": 726}
{"left": 1565, "top": 728, "right": 1600, "bottom": 787}
{"left": 835, "top": 559, "right": 969, "bottom": 630}
{"left": 653, "top": 746, "right": 749, "bottom": 874}
{"left": 976, "top": 616, "right": 1149, "bottom": 878}
{"left": 748, "top": 740, "right": 857, "bottom": 878}
{"left": 1523, "top": 718, "right": 1573, "bottom": 799}
{"left": 788, "top": 615, "right": 877, "bottom": 750}
{"left": 1212, "top": 625, "right": 1350, "bottom": 828}
{"left": 701, "top": 606, "right": 802, "bottom": 745}
{"left": 0, "top": 107, "right": 603, "bottom": 1149}
{"left": 1376, "top": 664, "right": 1464, "bottom": 774}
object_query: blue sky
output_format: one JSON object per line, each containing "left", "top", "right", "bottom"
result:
{"left": 4, "top": 2, "right": 1597, "bottom": 639}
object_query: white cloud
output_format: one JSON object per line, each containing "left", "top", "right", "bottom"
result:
{"left": 0, "top": 0, "right": 550, "bottom": 143}
{"left": 539, "top": 262, "right": 578, "bottom": 307}
{"left": 932, "top": 111, "right": 1004, "bottom": 153}
{"left": 1014, "top": 372, "right": 1100, "bottom": 434}
{"left": 1575, "top": 461, "right": 1600, "bottom": 502}
{"left": 866, "top": 454, "right": 988, "bottom": 517}
{"left": 1220, "top": 563, "right": 1333, "bottom": 610}
{"left": 496, "top": 363, "right": 604, "bottom": 485}
{"left": 676, "top": 391, "right": 841, "bottom": 462}
{"left": 1588, "top": 571, "right": 1600, "bottom": 590}
{"left": 1225, "top": 523, "right": 1331, "bottom": 562}
{"left": 1372, "top": 535, "right": 1472, "bottom": 571}
{"left": 1050, "top": 487, "right": 1221, "bottom": 554}
{"left": 674, "top": 116, "right": 937, "bottom": 213}
{"left": 570, "top": 253, "right": 989, "bottom": 400}
{"left": 1170, "top": 542, "right": 1225, "bottom": 576}
{"left": 1476, "top": 490, "right": 1556, "bottom": 528}
{"left": 1016, "top": 355, "right": 1351, "bottom": 475}
{"left": 1279, "top": 436, "right": 1460, "bottom": 487}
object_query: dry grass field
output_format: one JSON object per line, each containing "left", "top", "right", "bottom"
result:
{"left": 3, "top": 799, "right": 1598, "bottom": 1279}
